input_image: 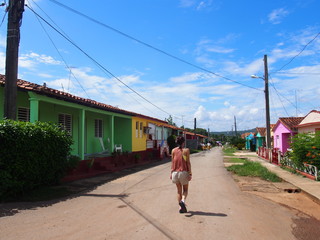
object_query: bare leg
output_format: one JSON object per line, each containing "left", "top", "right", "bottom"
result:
{"left": 182, "top": 184, "right": 189, "bottom": 202}
{"left": 176, "top": 183, "right": 182, "bottom": 203}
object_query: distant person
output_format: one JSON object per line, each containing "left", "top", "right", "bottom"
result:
{"left": 170, "top": 136, "right": 192, "bottom": 213}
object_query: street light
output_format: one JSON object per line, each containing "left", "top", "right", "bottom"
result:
{"left": 251, "top": 55, "right": 271, "bottom": 150}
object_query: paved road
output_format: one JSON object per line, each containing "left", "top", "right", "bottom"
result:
{"left": 1, "top": 148, "right": 302, "bottom": 240}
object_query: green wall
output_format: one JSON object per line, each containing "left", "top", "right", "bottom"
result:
{"left": 1, "top": 87, "right": 133, "bottom": 158}
{"left": 86, "top": 113, "right": 113, "bottom": 154}
{"left": 114, "top": 116, "right": 132, "bottom": 152}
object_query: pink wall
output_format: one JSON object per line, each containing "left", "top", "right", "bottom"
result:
{"left": 273, "top": 123, "right": 293, "bottom": 153}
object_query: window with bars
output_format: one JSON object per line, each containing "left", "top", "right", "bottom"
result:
{"left": 140, "top": 122, "right": 143, "bottom": 138}
{"left": 95, "top": 119, "right": 103, "bottom": 138}
{"left": 17, "top": 107, "right": 30, "bottom": 122}
{"left": 136, "top": 121, "right": 139, "bottom": 138}
{"left": 58, "top": 113, "right": 72, "bottom": 135}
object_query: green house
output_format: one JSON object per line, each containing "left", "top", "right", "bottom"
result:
{"left": 255, "top": 127, "right": 266, "bottom": 151}
{"left": 0, "top": 76, "right": 132, "bottom": 160}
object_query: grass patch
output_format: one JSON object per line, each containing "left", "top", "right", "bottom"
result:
{"left": 227, "top": 161, "right": 281, "bottom": 182}
{"left": 223, "top": 147, "right": 236, "bottom": 156}
{"left": 228, "top": 157, "right": 247, "bottom": 163}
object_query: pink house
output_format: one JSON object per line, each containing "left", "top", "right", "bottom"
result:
{"left": 273, "top": 117, "right": 304, "bottom": 154}
{"left": 297, "top": 110, "right": 320, "bottom": 133}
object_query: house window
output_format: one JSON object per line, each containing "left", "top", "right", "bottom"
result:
{"left": 136, "top": 121, "right": 139, "bottom": 138}
{"left": 58, "top": 113, "right": 72, "bottom": 135}
{"left": 95, "top": 119, "right": 103, "bottom": 138}
{"left": 18, "top": 107, "right": 30, "bottom": 122}
{"left": 140, "top": 122, "right": 143, "bottom": 138}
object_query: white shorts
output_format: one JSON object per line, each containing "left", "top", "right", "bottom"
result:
{"left": 171, "top": 171, "right": 190, "bottom": 185}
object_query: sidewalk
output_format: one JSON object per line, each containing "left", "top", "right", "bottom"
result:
{"left": 234, "top": 152, "right": 320, "bottom": 204}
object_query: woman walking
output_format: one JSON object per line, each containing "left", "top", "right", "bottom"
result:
{"left": 170, "top": 136, "right": 192, "bottom": 213}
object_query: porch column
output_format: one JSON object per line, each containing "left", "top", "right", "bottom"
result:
{"left": 79, "top": 109, "right": 85, "bottom": 160}
{"left": 29, "top": 97, "right": 39, "bottom": 123}
{"left": 111, "top": 115, "right": 115, "bottom": 152}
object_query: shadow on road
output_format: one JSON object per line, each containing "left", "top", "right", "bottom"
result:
{"left": 79, "top": 193, "right": 128, "bottom": 198}
{"left": 0, "top": 158, "right": 171, "bottom": 218}
{"left": 185, "top": 211, "right": 227, "bottom": 217}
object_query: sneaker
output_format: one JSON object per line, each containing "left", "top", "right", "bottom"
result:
{"left": 179, "top": 201, "right": 187, "bottom": 213}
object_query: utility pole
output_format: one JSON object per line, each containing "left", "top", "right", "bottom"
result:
{"left": 234, "top": 116, "right": 237, "bottom": 137}
{"left": 4, "top": 0, "right": 25, "bottom": 120}
{"left": 264, "top": 54, "right": 271, "bottom": 149}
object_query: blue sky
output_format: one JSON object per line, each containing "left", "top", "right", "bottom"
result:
{"left": 0, "top": 0, "right": 319, "bottom": 131}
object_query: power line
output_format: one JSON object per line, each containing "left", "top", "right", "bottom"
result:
{"left": 28, "top": 0, "right": 166, "bottom": 119}
{"left": 26, "top": 5, "right": 173, "bottom": 117}
{"left": 48, "top": 0, "right": 262, "bottom": 92}
{"left": 273, "top": 71, "right": 320, "bottom": 75}
{"left": 27, "top": 2, "right": 90, "bottom": 98}
{"left": 272, "top": 31, "right": 320, "bottom": 74}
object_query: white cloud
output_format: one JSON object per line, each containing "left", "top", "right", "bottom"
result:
{"left": 0, "top": 35, "right": 6, "bottom": 48}
{"left": 268, "top": 8, "right": 289, "bottom": 24}
{"left": 38, "top": 73, "right": 53, "bottom": 78}
{"left": 170, "top": 72, "right": 207, "bottom": 83}
{"left": 206, "top": 46, "right": 234, "bottom": 54}
{"left": 23, "top": 52, "right": 61, "bottom": 65}
{"left": 179, "top": 0, "right": 195, "bottom": 8}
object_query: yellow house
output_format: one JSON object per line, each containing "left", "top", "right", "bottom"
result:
{"left": 132, "top": 114, "right": 168, "bottom": 152}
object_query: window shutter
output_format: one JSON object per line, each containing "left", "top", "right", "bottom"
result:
{"left": 59, "top": 114, "right": 72, "bottom": 135}
{"left": 18, "top": 107, "right": 30, "bottom": 122}
{"left": 95, "top": 119, "right": 103, "bottom": 137}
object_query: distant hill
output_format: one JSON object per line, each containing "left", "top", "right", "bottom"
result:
{"left": 211, "top": 128, "right": 256, "bottom": 136}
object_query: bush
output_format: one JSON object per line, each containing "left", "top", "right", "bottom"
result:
{"left": 236, "top": 143, "right": 245, "bottom": 150}
{"left": 66, "top": 155, "right": 81, "bottom": 171}
{"left": 0, "top": 120, "right": 73, "bottom": 200}
{"left": 290, "top": 132, "right": 320, "bottom": 169}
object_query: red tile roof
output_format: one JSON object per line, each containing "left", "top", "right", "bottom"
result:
{"left": 0, "top": 75, "right": 167, "bottom": 124}
{"left": 256, "top": 127, "right": 266, "bottom": 136}
{"left": 274, "top": 117, "right": 304, "bottom": 131}
{"left": 241, "top": 132, "right": 253, "bottom": 138}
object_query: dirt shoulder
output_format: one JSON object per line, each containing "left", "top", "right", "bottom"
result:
{"left": 224, "top": 156, "right": 320, "bottom": 221}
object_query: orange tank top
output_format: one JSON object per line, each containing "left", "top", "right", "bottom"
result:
{"left": 171, "top": 147, "right": 189, "bottom": 172}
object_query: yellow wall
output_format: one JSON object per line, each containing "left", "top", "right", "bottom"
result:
{"left": 132, "top": 117, "right": 164, "bottom": 152}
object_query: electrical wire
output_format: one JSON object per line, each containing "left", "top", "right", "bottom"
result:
{"left": 28, "top": 1, "right": 168, "bottom": 119}
{"left": 48, "top": 0, "right": 262, "bottom": 92}
{"left": 27, "top": 1, "right": 90, "bottom": 98}
{"left": 26, "top": 5, "right": 173, "bottom": 118}
{"left": 274, "top": 71, "right": 320, "bottom": 75}
{"left": 268, "top": 78, "right": 291, "bottom": 117}
{"left": 272, "top": 31, "right": 320, "bottom": 74}
{"left": 0, "top": 1, "right": 7, "bottom": 28}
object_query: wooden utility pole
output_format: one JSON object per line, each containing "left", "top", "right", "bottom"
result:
{"left": 234, "top": 116, "right": 237, "bottom": 136}
{"left": 4, "top": 0, "right": 25, "bottom": 120}
{"left": 264, "top": 55, "right": 271, "bottom": 149}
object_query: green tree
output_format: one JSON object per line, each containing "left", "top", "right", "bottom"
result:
{"left": 290, "top": 132, "right": 320, "bottom": 169}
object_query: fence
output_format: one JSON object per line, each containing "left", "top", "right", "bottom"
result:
{"left": 257, "top": 147, "right": 319, "bottom": 181}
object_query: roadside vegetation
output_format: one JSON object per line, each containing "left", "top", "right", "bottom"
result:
{"left": 223, "top": 146, "right": 281, "bottom": 182}
{"left": 227, "top": 161, "right": 281, "bottom": 182}
{"left": 0, "top": 120, "right": 76, "bottom": 202}
{"left": 223, "top": 146, "right": 236, "bottom": 156}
